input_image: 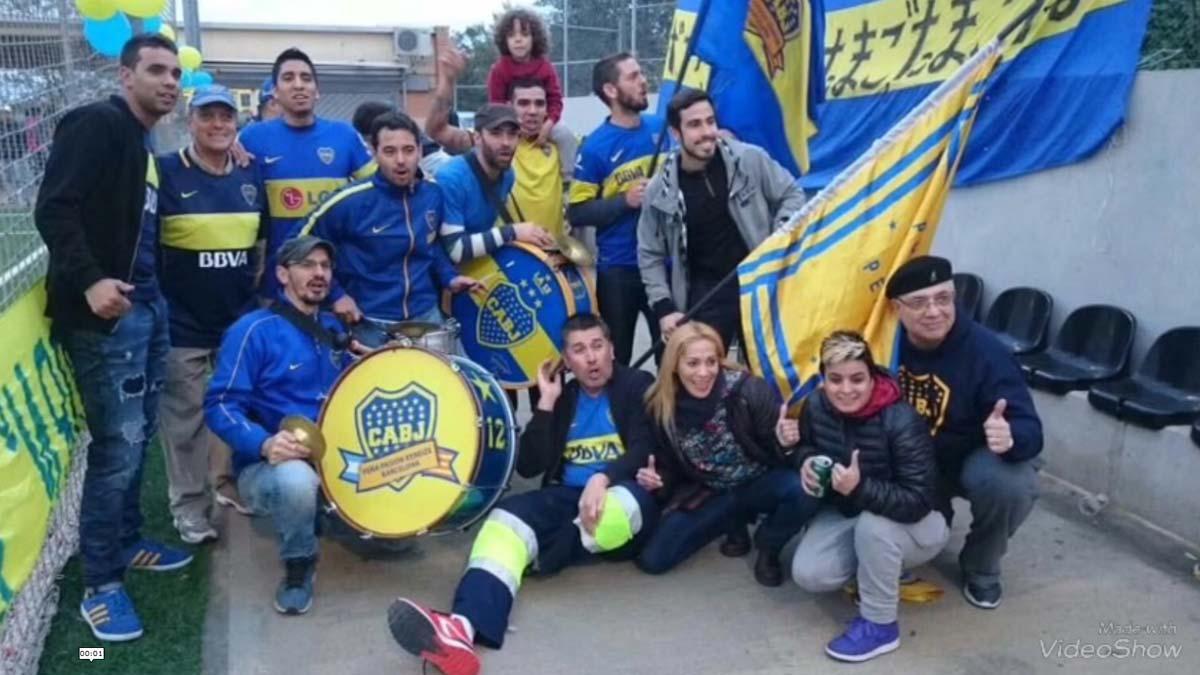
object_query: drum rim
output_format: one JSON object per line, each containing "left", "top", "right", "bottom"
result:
{"left": 451, "top": 241, "right": 582, "bottom": 390}
{"left": 315, "top": 345, "right": 488, "bottom": 539}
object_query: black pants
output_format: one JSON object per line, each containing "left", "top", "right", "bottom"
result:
{"left": 687, "top": 277, "right": 744, "bottom": 354}
{"left": 596, "top": 266, "right": 661, "bottom": 367}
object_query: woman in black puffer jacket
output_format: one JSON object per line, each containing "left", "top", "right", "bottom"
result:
{"left": 789, "top": 331, "right": 948, "bottom": 664}
{"left": 633, "top": 321, "right": 820, "bottom": 586}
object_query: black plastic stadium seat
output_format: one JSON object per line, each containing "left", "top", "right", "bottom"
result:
{"left": 1018, "top": 305, "right": 1136, "bottom": 394}
{"left": 953, "top": 273, "right": 984, "bottom": 321}
{"left": 1088, "top": 327, "right": 1200, "bottom": 429}
{"left": 983, "top": 287, "right": 1053, "bottom": 355}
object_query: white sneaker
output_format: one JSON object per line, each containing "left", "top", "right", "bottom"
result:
{"left": 174, "top": 515, "right": 218, "bottom": 544}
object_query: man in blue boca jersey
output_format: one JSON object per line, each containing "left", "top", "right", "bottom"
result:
{"left": 205, "top": 236, "right": 364, "bottom": 616}
{"left": 887, "top": 256, "right": 1043, "bottom": 612}
{"left": 158, "top": 85, "right": 268, "bottom": 544}
{"left": 239, "top": 48, "right": 375, "bottom": 300}
{"left": 568, "top": 53, "right": 663, "bottom": 366}
{"left": 301, "top": 111, "right": 479, "bottom": 329}
{"left": 434, "top": 104, "right": 555, "bottom": 264}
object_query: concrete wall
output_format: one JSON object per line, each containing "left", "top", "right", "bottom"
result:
{"left": 936, "top": 69, "right": 1200, "bottom": 365}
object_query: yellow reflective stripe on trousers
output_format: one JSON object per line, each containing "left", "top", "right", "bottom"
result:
{"left": 582, "top": 485, "right": 642, "bottom": 553}
{"left": 466, "top": 508, "right": 538, "bottom": 596}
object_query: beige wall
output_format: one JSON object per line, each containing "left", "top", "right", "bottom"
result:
{"left": 203, "top": 28, "right": 400, "bottom": 65}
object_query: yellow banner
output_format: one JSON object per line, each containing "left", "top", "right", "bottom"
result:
{"left": 0, "top": 284, "right": 84, "bottom": 616}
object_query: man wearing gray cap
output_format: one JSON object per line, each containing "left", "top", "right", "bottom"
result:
{"left": 205, "top": 236, "right": 360, "bottom": 616}
{"left": 434, "top": 103, "right": 554, "bottom": 264}
{"left": 887, "top": 255, "right": 1042, "bottom": 611}
{"left": 157, "top": 84, "right": 268, "bottom": 542}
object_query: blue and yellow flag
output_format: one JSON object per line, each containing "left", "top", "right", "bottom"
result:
{"left": 737, "top": 38, "right": 1004, "bottom": 405}
{"left": 805, "top": 0, "right": 1152, "bottom": 187}
{"left": 659, "top": 0, "right": 825, "bottom": 175}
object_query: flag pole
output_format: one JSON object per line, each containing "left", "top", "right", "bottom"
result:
{"left": 646, "top": 0, "right": 713, "bottom": 177}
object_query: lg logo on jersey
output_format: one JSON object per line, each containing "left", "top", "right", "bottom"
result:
{"left": 199, "top": 251, "right": 249, "bottom": 269}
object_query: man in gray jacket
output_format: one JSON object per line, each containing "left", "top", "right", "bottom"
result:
{"left": 638, "top": 88, "right": 806, "bottom": 353}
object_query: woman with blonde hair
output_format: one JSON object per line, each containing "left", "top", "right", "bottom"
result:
{"left": 790, "top": 330, "right": 947, "bottom": 663}
{"left": 634, "top": 321, "right": 818, "bottom": 585}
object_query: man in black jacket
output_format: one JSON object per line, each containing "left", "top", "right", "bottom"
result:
{"left": 34, "top": 33, "right": 190, "bottom": 643}
{"left": 386, "top": 313, "right": 660, "bottom": 675}
{"left": 887, "top": 256, "right": 1043, "bottom": 611}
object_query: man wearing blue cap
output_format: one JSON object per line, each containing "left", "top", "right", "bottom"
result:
{"left": 257, "top": 77, "right": 281, "bottom": 122}
{"left": 157, "top": 84, "right": 268, "bottom": 542}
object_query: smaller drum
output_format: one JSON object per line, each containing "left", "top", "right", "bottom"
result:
{"left": 391, "top": 320, "right": 460, "bottom": 354}
{"left": 316, "top": 346, "right": 516, "bottom": 538}
{"left": 450, "top": 242, "right": 597, "bottom": 389}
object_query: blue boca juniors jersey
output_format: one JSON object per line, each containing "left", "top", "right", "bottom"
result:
{"left": 569, "top": 114, "right": 666, "bottom": 269}
{"left": 157, "top": 148, "right": 267, "bottom": 348}
{"left": 239, "top": 118, "right": 374, "bottom": 293}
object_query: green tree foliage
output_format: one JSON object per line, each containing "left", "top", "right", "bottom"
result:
{"left": 1142, "top": 0, "right": 1199, "bottom": 69}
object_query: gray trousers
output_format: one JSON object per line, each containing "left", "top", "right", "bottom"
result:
{"left": 949, "top": 447, "right": 1040, "bottom": 588}
{"left": 792, "top": 508, "right": 950, "bottom": 624}
{"left": 159, "top": 346, "right": 234, "bottom": 521}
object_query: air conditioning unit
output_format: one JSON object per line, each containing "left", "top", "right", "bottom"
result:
{"left": 393, "top": 28, "right": 433, "bottom": 63}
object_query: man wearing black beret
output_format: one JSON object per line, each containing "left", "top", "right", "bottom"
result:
{"left": 887, "top": 255, "right": 1043, "bottom": 611}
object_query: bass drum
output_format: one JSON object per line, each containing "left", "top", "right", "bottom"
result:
{"left": 450, "top": 242, "right": 596, "bottom": 389}
{"left": 316, "top": 346, "right": 516, "bottom": 538}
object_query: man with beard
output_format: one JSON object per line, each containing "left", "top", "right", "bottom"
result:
{"left": 300, "top": 111, "right": 479, "bottom": 327}
{"left": 157, "top": 85, "right": 268, "bottom": 540}
{"left": 35, "top": 33, "right": 192, "bottom": 642}
{"left": 886, "top": 256, "right": 1042, "bottom": 610}
{"left": 638, "top": 88, "right": 805, "bottom": 354}
{"left": 386, "top": 313, "right": 659, "bottom": 675}
{"left": 205, "top": 236, "right": 360, "bottom": 615}
{"left": 434, "top": 103, "right": 554, "bottom": 264}
{"left": 239, "top": 48, "right": 375, "bottom": 300}
{"left": 567, "top": 53, "right": 664, "bottom": 366}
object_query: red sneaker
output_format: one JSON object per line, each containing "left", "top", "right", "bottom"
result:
{"left": 387, "top": 597, "right": 480, "bottom": 675}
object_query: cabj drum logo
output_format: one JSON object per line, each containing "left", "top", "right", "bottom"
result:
{"left": 338, "top": 385, "right": 460, "bottom": 493}
{"left": 478, "top": 281, "right": 538, "bottom": 349}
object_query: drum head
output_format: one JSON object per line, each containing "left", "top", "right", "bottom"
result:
{"left": 316, "top": 347, "right": 482, "bottom": 538}
{"left": 451, "top": 242, "right": 577, "bottom": 389}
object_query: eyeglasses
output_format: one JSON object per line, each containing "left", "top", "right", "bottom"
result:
{"left": 289, "top": 259, "right": 333, "bottom": 271}
{"left": 896, "top": 291, "right": 955, "bottom": 312}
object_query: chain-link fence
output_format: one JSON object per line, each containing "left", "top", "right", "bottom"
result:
{"left": 0, "top": 0, "right": 185, "bottom": 314}
{"left": 1142, "top": 0, "right": 1200, "bottom": 69}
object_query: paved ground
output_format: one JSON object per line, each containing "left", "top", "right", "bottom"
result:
{"left": 201, "top": 326, "right": 1200, "bottom": 675}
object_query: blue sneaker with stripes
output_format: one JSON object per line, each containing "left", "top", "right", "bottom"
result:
{"left": 123, "top": 539, "right": 193, "bottom": 572}
{"left": 80, "top": 585, "right": 143, "bottom": 642}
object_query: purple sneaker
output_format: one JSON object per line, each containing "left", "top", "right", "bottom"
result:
{"left": 825, "top": 616, "right": 900, "bottom": 662}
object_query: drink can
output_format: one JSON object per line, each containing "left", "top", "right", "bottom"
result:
{"left": 809, "top": 455, "right": 834, "bottom": 498}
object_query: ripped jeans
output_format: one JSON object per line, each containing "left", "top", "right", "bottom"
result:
{"left": 63, "top": 296, "right": 169, "bottom": 589}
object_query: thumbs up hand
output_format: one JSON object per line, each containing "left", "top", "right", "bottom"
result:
{"left": 831, "top": 449, "right": 861, "bottom": 496}
{"left": 775, "top": 402, "right": 800, "bottom": 447}
{"left": 984, "top": 398, "right": 1014, "bottom": 455}
{"left": 636, "top": 454, "right": 664, "bottom": 492}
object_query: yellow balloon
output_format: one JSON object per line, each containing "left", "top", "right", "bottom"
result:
{"left": 116, "top": 0, "right": 166, "bottom": 19}
{"left": 158, "top": 24, "right": 176, "bottom": 42}
{"left": 75, "top": 0, "right": 117, "bottom": 20}
{"left": 178, "top": 45, "right": 202, "bottom": 71}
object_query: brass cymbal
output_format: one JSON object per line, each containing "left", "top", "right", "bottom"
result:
{"left": 280, "top": 415, "right": 327, "bottom": 463}
{"left": 554, "top": 233, "right": 594, "bottom": 268}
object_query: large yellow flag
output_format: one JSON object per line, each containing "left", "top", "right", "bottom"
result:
{"left": 737, "top": 37, "right": 1005, "bottom": 405}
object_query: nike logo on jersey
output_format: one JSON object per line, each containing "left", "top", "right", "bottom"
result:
{"left": 371, "top": 225, "right": 390, "bottom": 234}
{"left": 264, "top": 156, "right": 283, "bottom": 164}
{"left": 289, "top": 363, "right": 303, "bottom": 371}
{"left": 181, "top": 190, "right": 198, "bottom": 199}
{"left": 610, "top": 149, "right": 624, "bottom": 164}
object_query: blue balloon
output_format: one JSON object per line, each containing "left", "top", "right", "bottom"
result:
{"left": 192, "top": 71, "right": 214, "bottom": 87}
{"left": 83, "top": 14, "right": 132, "bottom": 59}
{"left": 143, "top": 17, "right": 162, "bottom": 33}
{"left": 180, "top": 70, "right": 195, "bottom": 89}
